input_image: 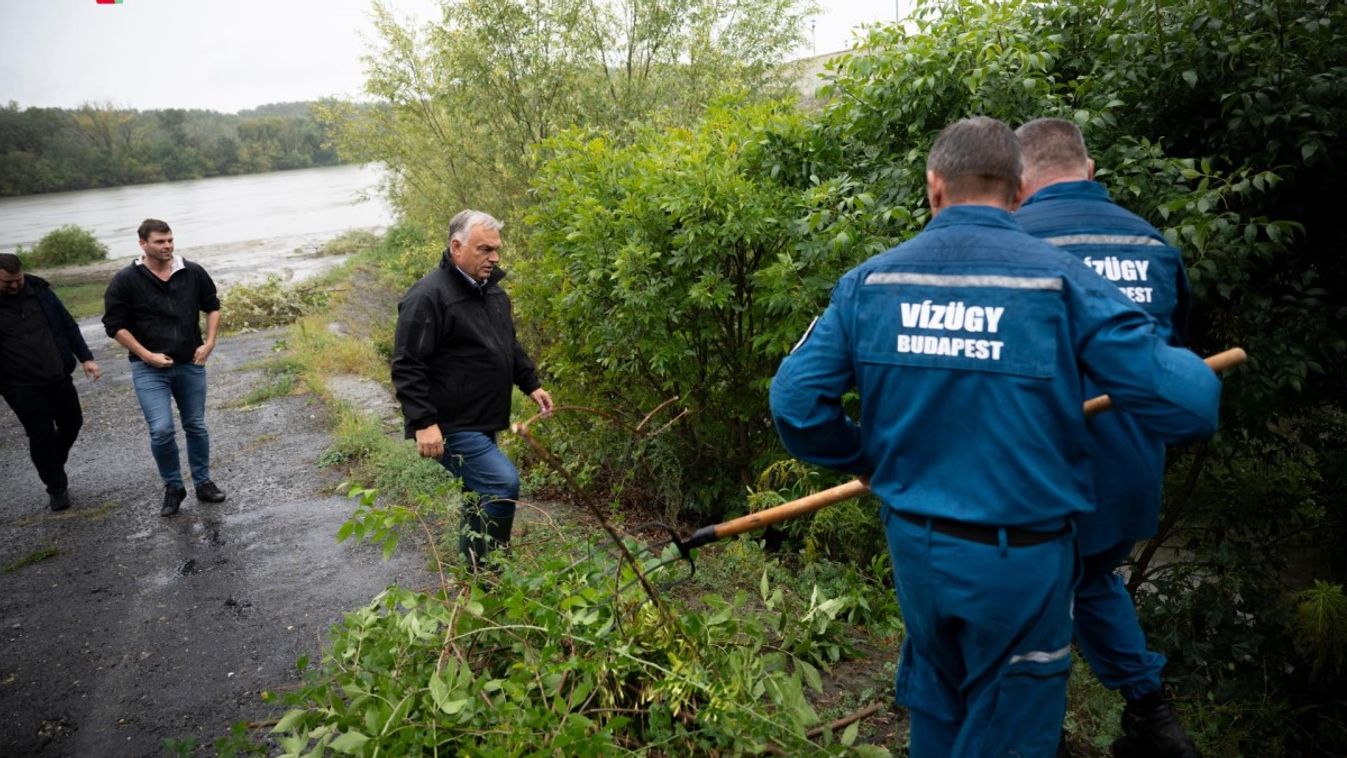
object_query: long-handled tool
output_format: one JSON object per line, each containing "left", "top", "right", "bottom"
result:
{"left": 648, "top": 347, "right": 1247, "bottom": 573}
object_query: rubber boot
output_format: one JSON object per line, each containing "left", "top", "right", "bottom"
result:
{"left": 459, "top": 507, "right": 488, "bottom": 573}
{"left": 1111, "top": 691, "right": 1201, "bottom": 758}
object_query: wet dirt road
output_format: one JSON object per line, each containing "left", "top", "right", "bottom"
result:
{"left": 0, "top": 327, "right": 431, "bottom": 756}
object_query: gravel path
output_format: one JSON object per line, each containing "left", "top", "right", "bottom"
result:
{"left": 0, "top": 326, "right": 431, "bottom": 756}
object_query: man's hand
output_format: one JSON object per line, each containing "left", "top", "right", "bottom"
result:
{"left": 81, "top": 360, "right": 101, "bottom": 381}
{"left": 530, "top": 387, "right": 554, "bottom": 417}
{"left": 193, "top": 340, "right": 215, "bottom": 365}
{"left": 415, "top": 424, "right": 445, "bottom": 459}
{"left": 143, "top": 352, "right": 174, "bottom": 369}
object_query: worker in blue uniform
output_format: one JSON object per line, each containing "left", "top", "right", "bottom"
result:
{"left": 1015, "top": 117, "right": 1201, "bottom": 758}
{"left": 769, "top": 117, "right": 1222, "bottom": 757}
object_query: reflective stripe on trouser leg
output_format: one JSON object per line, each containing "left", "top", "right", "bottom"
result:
{"left": 884, "top": 507, "right": 1076, "bottom": 758}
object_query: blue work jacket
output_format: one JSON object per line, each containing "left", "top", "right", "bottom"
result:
{"left": 1017, "top": 180, "right": 1191, "bottom": 553}
{"left": 770, "top": 204, "right": 1220, "bottom": 529}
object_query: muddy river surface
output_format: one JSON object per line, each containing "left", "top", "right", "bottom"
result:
{"left": 0, "top": 163, "right": 393, "bottom": 287}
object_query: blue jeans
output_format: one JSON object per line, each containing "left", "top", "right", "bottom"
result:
{"left": 1074, "top": 541, "right": 1166, "bottom": 701}
{"left": 130, "top": 362, "right": 211, "bottom": 489}
{"left": 438, "top": 431, "right": 519, "bottom": 518}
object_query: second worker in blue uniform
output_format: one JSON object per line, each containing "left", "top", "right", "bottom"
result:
{"left": 1016, "top": 117, "right": 1201, "bottom": 758}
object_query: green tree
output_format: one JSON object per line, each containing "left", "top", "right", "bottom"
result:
{"left": 318, "top": 0, "right": 814, "bottom": 236}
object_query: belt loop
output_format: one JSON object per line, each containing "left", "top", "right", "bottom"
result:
{"left": 997, "top": 527, "right": 1008, "bottom": 558}
{"left": 925, "top": 517, "right": 933, "bottom": 549}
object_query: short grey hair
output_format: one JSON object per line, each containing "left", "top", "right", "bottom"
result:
{"left": 927, "top": 116, "right": 1022, "bottom": 206}
{"left": 1016, "top": 118, "right": 1090, "bottom": 178}
{"left": 448, "top": 210, "right": 503, "bottom": 245}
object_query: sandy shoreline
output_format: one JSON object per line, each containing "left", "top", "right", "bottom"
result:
{"left": 29, "top": 226, "right": 385, "bottom": 289}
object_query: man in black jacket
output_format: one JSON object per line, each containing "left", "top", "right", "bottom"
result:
{"left": 0, "top": 253, "right": 101, "bottom": 511}
{"left": 391, "top": 210, "right": 553, "bottom": 572}
{"left": 103, "top": 219, "right": 226, "bottom": 517}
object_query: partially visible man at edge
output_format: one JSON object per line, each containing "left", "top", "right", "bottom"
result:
{"left": 103, "top": 219, "right": 226, "bottom": 517}
{"left": 391, "top": 210, "right": 553, "bottom": 573}
{"left": 769, "top": 116, "right": 1222, "bottom": 757}
{"left": 1016, "top": 117, "right": 1201, "bottom": 758}
{"left": 0, "top": 252, "right": 100, "bottom": 511}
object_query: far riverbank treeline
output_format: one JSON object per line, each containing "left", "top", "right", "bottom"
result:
{"left": 0, "top": 101, "right": 349, "bottom": 197}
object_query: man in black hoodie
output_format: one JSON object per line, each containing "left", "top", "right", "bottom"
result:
{"left": 0, "top": 253, "right": 101, "bottom": 511}
{"left": 391, "top": 210, "right": 553, "bottom": 572}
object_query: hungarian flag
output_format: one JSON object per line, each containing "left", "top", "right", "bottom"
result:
{"left": 96, "top": 0, "right": 123, "bottom": 4}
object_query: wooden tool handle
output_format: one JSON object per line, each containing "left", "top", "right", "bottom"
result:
{"left": 1082, "top": 347, "right": 1246, "bottom": 416}
{"left": 700, "top": 346, "right": 1248, "bottom": 546}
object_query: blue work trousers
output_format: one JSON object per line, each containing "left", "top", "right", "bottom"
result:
{"left": 1073, "top": 541, "right": 1165, "bottom": 701}
{"left": 885, "top": 508, "right": 1077, "bottom": 758}
{"left": 130, "top": 362, "right": 210, "bottom": 489}
{"left": 438, "top": 431, "right": 520, "bottom": 518}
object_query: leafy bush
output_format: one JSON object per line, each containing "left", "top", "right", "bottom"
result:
{"left": 311, "top": 229, "right": 380, "bottom": 258}
{"left": 269, "top": 488, "right": 891, "bottom": 757}
{"left": 19, "top": 224, "right": 108, "bottom": 267}
{"left": 219, "top": 275, "right": 331, "bottom": 332}
{"left": 518, "top": 102, "right": 811, "bottom": 518}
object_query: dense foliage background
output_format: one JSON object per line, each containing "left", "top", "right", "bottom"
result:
{"left": 323, "top": 0, "right": 1346, "bottom": 753}
{"left": 0, "top": 101, "right": 343, "bottom": 196}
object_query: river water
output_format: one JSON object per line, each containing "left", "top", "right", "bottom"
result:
{"left": 0, "top": 163, "right": 394, "bottom": 287}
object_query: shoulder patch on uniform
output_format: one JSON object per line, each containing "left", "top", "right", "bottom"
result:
{"left": 791, "top": 316, "right": 820, "bottom": 354}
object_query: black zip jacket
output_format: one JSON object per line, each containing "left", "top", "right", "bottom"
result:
{"left": 391, "top": 253, "right": 541, "bottom": 437}
{"left": 102, "top": 258, "right": 220, "bottom": 364}
{"left": 0, "top": 275, "right": 94, "bottom": 385}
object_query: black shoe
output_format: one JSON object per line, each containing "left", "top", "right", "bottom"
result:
{"left": 1112, "top": 691, "right": 1201, "bottom": 758}
{"left": 162, "top": 485, "right": 187, "bottom": 517}
{"left": 48, "top": 490, "right": 71, "bottom": 512}
{"left": 195, "top": 480, "right": 226, "bottom": 503}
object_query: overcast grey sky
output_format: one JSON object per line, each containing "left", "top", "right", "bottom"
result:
{"left": 0, "top": 0, "right": 911, "bottom": 114}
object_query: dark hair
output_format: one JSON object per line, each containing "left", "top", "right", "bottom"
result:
{"left": 1015, "top": 118, "right": 1089, "bottom": 178}
{"left": 0, "top": 252, "right": 21, "bottom": 274}
{"left": 138, "top": 218, "right": 172, "bottom": 241}
{"left": 927, "top": 116, "right": 1022, "bottom": 206}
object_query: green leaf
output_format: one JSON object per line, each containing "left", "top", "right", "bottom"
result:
{"left": 429, "top": 674, "right": 454, "bottom": 713}
{"left": 842, "top": 720, "right": 859, "bottom": 746}
{"left": 273, "top": 708, "right": 309, "bottom": 734}
{"left": 1182, "top": 70, "right": 1198, "bottom": 87}
{"left": 440, "top": 698, "right": 470, "bottom": 715}
{"left": 328, "top": 731, "right": 370, "bottom": 754}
